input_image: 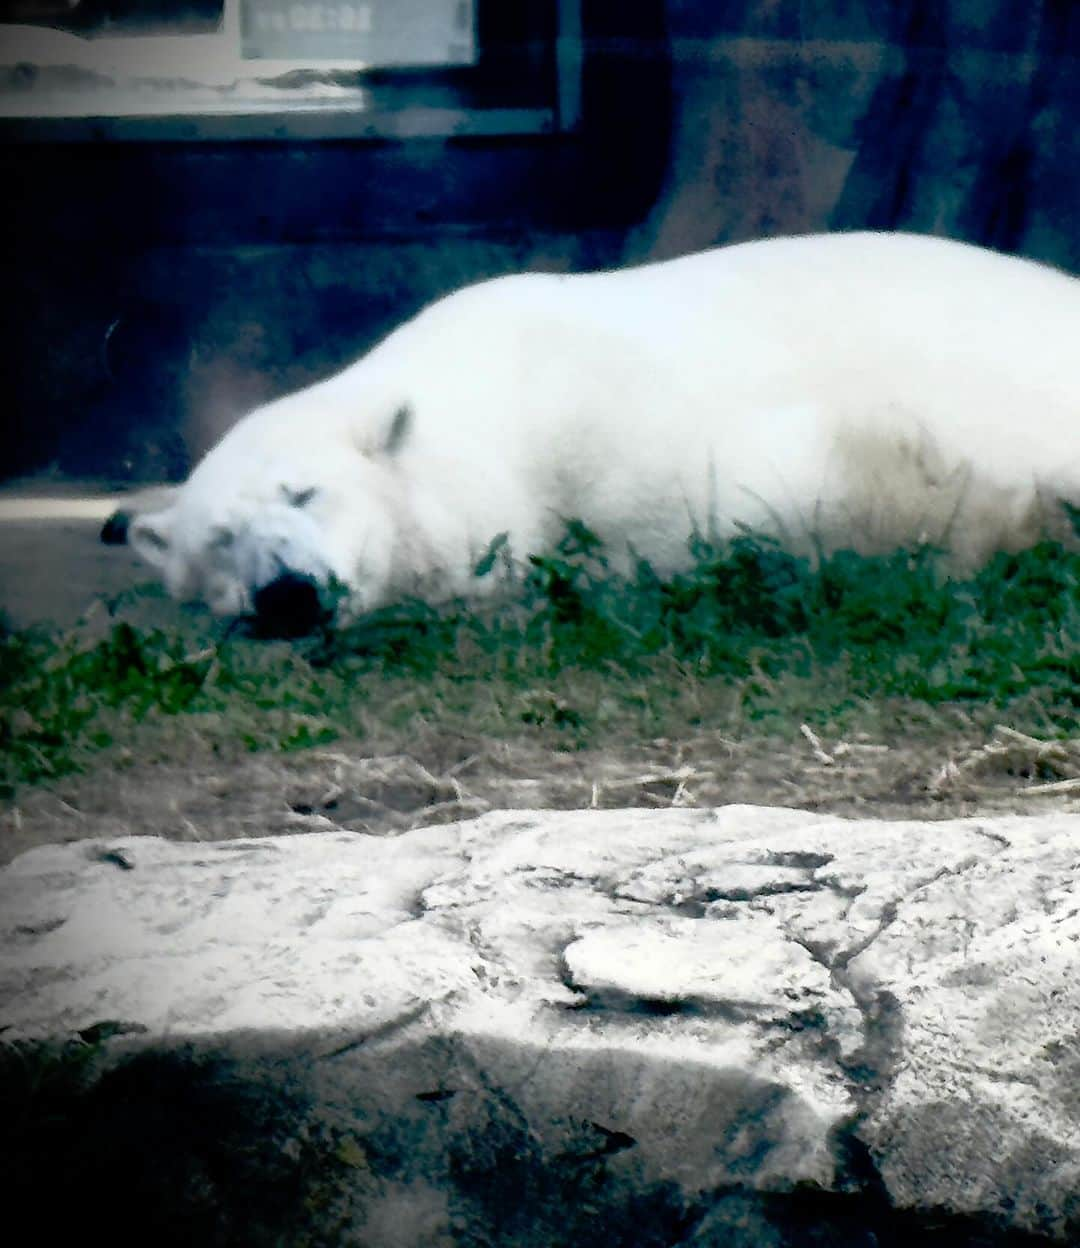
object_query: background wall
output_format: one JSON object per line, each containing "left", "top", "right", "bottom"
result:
{"left": 2, "top": 0, "right": 1077, "bottom": 483}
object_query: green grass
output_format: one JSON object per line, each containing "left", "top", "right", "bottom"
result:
{"left": 4, "top": 524, "right": 1080, "bottom": 793}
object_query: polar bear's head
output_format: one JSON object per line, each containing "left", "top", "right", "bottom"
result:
{"left": 129, "top": 401, "right": 414, "bottom": 633}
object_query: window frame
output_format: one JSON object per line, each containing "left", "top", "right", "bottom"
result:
{"left": 0, "top": 0, "right": 583, "bottom": 142}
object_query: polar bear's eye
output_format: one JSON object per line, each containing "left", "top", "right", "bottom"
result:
{"left": 209, "top": 526, "right": 235, "bottom": 550}
{"left": 132, "top": 520, "right": 169, "bottom": 552}
{"left": 281, "top": 485, "right": 318, "bottom": 508}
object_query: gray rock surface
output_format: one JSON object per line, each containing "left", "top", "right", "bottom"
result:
{"left": 1, "top": 806, "right": 1077, "bottom": 1245}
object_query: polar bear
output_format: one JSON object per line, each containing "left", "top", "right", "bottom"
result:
{"left": 128, "top": 232, "right": 1080, "bottom": 631}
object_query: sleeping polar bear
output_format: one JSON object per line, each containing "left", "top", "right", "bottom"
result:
{"left": 129, "top": 232, "right": 1080, "bottom": 631}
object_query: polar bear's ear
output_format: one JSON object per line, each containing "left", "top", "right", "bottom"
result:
{"left": 128, "top": 509, "right": 176, "bottom": 569}
{"left": 358, "top": 402, "right": 414, "bottom": 459}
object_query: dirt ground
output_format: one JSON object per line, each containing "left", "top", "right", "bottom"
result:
{"left": 3, "top": 477, "right": 1079, "bottom": 867}
{"left": 0, "top": 476, "right": 177, "bottom": 632}
{"left": 5, "top": 714, "right": 1078, "bottom": 868}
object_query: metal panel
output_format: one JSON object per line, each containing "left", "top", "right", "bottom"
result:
{"left": 1, "top": 104, "right": 553, "bottom": 142}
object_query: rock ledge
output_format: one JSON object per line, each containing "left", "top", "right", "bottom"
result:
{"left": 2, "top": 806, "right": 1077, "bottom": 1246}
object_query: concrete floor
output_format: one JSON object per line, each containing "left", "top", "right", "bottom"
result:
{"left": 0, "top": 478, "right": 177, "bottom": 631}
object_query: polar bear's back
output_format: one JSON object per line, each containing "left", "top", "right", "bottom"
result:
{"left": 403, "top": 231, "right": 1077, "bottom": 463}
{"left": 425, "top": 232, "right": 1080, "bottom": 571}
{"left": 584, "top": 232, "right": 1075, "bottom": 398}
{"left": 410, "top": 231, "right": 1074, "bottom": 401}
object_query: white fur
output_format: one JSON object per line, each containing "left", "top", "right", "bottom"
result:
{"left": 130, "top": 232, "right": 1080, "bottom": 617}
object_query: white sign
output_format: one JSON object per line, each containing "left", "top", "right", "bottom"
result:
{"left": 240, "top": 0, "right": 476, "bottom": 66}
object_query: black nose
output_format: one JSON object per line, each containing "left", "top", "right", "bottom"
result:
{"left": 100, "top": 510, "right": 132, "bottom": 545}
{"left": 252, "top": 572, "right": 324, "bottom": 638}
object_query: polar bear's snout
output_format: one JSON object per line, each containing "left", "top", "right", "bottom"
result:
{"left": 221, "top": 505, "right": 337, "bottom": 621}
{"left": 252, "top": 571, "right": 326, "bottom": 637}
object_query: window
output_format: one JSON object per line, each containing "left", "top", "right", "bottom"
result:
{"left": 0, "top": 0, "right": 581, "bottom": 139}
